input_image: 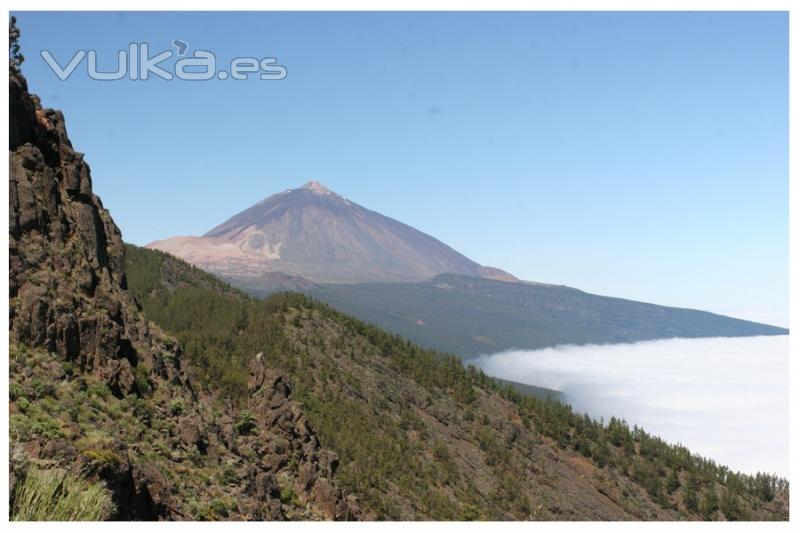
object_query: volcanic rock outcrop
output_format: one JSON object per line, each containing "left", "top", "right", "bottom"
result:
{"left": 9, "top": 65, "right": 356, "bottom": 520}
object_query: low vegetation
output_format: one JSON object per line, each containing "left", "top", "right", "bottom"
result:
{"left": 11, "top": 465, "right": 114, "bottom": 521}
{"left": 8, "top": 342, "right": 269, "bottom": 520}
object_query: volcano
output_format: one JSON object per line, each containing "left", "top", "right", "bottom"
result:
{"left": 147, "top": 181, "right": 515, "bottom": 285}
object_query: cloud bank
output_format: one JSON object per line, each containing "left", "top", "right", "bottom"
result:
{"left": 475, "top": 335, "right": 789, "bottom": 477}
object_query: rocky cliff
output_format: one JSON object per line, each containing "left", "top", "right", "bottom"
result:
{"left": 9, "top": 66, "right": 356, "bottom": 520}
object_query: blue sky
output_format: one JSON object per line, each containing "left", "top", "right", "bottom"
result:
{"left": 13, "top": 11, "right": 788, "bottom": 323}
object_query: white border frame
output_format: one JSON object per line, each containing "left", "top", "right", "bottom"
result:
{"left": 2, "top": 2, "right": 796, "bottom": 531}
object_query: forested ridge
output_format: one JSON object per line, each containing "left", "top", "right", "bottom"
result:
{"left": 123, "top": 244, "right": 789, "bottom": 520}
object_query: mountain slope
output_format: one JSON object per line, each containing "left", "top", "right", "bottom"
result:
{"left": 124, "top": 245, "right": 788, "bottom": 521}
{"left": 304, "top": 274, "right": 788, "bottom": 357}
{"left": 147, "top": 181, "right": 515, "bottom": 284}
{"left": 9, "top": 65, "right": 355, "bottom": 520}
{"left": 149, "top": 182, "right": 786, "bottom": 353}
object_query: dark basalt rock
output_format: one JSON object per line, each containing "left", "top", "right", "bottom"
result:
{"left": 10, "top": 67, "right": 135, "bottom": 377}
{"left": 9, "top": 65, "right": 357, "bottom": 521}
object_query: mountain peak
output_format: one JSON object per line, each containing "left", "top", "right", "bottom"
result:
{"left": 151, "top": 179, "right": 498, "bottom": 284}
{"left": 301, "top": 180, "right": 334, "bottom": 195}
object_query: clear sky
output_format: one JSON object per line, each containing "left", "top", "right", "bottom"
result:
{"left": 13, "top": 11, "right": 788, "bottom": 324}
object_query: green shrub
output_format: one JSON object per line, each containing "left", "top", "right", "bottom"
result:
{"left": 61, "top": 361, "right": 76, "bottom": 377}
{"left": 221, "top": 464, "right": 239, "bottom": 485}
{"left": 460, "top": 503, "right": 482, "bottom": 521}
{"left": 83, "top": 449, "right": 122, "bottom": 467}
{"left": 30, "top": 378, "right": 57, "bottom": 400}
{"left": 133, "top": 364, "right": 152, "bottom": 395}
{"left": 684, "top": 478, "right": 699, "bottom": 513}
{"left": 280, "top": 486, "right": 298, "bottom": 505}
{"left": 721, "top": 489, "right": 746, "bottom": 521}
{"left": 209, "top": 498, "right": 230, "bottom": 518}
{"left": 169, "top": 399, "right": 185, "bottom": 416}
{"left": 11, "top": 467, "right": 114, "bottom": 521}
{"left": 9, "top": 414, "right": 31, "bottom": 440}
{"left": 234, "top": 410, "right": 256, "bottom": 435}
{"left": 14, "top": 409, "right": 63, "bottom": 440}
{"left": 701, "top": 489, "right": 719, "bottom": 521}
{"left": 86, "top": 381, "right": 110, "bottom": 399}
{"left": 189, "top": 498, "right": 210, "bottom": 521}
{"left": 125, "top": 396, "right": 154, "bottom": 424}
{"left": 16, "top": 397, "right": 31, "bottom": 413}
{"left": 433, "top": 442, "right": 451, "bottom": 462}
{"left": 10, "top": 382, "right": 23, "bottom": 401}
{"left": 666, "top": 469, "right": 680, "bottom": 494}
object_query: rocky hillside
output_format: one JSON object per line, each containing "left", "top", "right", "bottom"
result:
{"left": 9, "top": 65, "right": 355, "bottom": 520}
{"left": 125, "top": 245, "right": 789, "bottom": 521}
{"left": 147, "top": 181, "right": 516, "bottom": 285}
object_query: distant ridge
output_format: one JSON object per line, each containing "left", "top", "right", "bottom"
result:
{"left": 304, "top": 273, "right": 789, "bottom": 357}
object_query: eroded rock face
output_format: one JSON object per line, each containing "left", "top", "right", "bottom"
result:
{"left": 9, "top": 66, "right": 356, "bottom": 521}
{"left": 246, "top": 354, "right": 358, "bottom": 519}
{"left": 10, "top": 69, "right": 136, "bottom": 376}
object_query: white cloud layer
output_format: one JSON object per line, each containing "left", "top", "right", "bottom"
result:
{"left": 475, "top": 335, "right": 789, "bottom": 477}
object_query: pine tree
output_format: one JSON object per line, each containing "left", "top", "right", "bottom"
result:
{"left": 684, "top": 480, "right": 699, "bottom": 513}
{"left": 701, "top": 489, "right": 719, "bottom": 521}
{"left": 666, "top": 468, "right": 680, "bottom": 494}
{"left": 721, "top": 489, "right": 745, "bottom": 521}
{"left": 9, "top": 16, "right": 24, "bottom": 68}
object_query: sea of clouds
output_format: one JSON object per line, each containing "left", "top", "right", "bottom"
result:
{"left": 475, "top": 335, "right": 789, "bottom": 477}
